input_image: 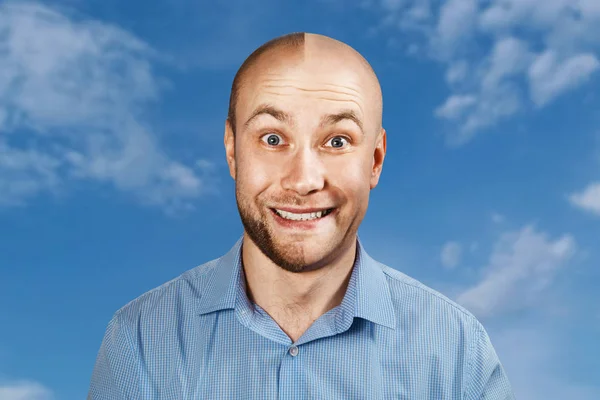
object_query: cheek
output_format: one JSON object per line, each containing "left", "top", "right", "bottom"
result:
{"left": 236, "top": 153, "right": 273, "bottom": 193}
{"left": 330, "top": 161, "right": 371, "bottom": 199}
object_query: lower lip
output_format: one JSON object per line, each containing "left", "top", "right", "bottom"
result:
{"left": 270, "top": 209, "right": 336, "bottom": 230}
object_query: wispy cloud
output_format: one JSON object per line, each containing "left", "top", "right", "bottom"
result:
{"left": 369, "top": 0, "right": 600, "bottom": 145}
{"left": 442, "top": 220, "right": 594, "bottom": 397}
{"left": 529, "top": 51, "right": 599, "bottom": 107}
{"left": 434, "top": 95, "right": 476, "bottom": 120}
{"left": 456, "top": 224, "right": 576, "bottom": 317}
{"left": 0, "top": 2, "right": 215, "bottom": 210}
{"left": 491, "top": 212, "right": 505, "bottom": 224}
{"left": 440, "top": 240, "right": 462, "bottom": 269}
{"left": 0, "top": 380, "right": 53, "bottom": 400}
{"left": 569, "top": 181, "right": 600, "bottom": 216}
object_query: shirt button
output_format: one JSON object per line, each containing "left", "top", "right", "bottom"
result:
{"left": 289, "top": 345, "right": 299, "bottom": 357}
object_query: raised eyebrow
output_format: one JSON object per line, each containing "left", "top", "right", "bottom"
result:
{"left": 319, "top": 109, "right": 364, "bottom": 135}
{"left": 243, "top": 104, "right": 294, "bottom": 129}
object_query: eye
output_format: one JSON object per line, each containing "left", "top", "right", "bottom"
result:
{"left": 326, "top": 136, "right": 349, "bottom": 149}
{"left": 261, "top": 133, "right": 283, "bottom": 146}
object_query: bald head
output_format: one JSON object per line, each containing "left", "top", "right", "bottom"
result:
{"left": 227, "top": 32, "right": 383, "bottom": 136}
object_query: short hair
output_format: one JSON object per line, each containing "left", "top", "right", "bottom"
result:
{"left": 227, "top": 32, "right": 305, "bottom": 136}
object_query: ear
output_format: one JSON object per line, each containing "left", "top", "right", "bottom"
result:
{"left": 224, "top": 119, "right": 236, "bottom": 180}
{"left": 370, "top": 128, "right": 386, "bottom": 189}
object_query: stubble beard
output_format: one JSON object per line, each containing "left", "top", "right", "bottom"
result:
{"left": 236, "top": 189, "right": 352, "bottom": 274}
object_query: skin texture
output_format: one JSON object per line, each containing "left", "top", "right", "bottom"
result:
{"left": 224, "top": 33, "right": 386, "bottom": 342}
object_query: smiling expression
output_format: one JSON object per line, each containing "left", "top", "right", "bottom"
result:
{"left": 225, "top": 34, "right": 386, "bottom": 273}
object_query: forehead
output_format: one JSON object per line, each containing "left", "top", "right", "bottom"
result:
{"left": 238, "top": 46, "right": 379, "bottom": 125}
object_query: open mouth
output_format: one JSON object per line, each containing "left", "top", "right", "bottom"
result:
{"left": 271, "top": 208, "right": 335, "bottom": 222}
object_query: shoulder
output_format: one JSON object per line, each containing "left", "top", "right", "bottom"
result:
{"left": 113, "top": 257, "right": 220, "bottom": 325}
{"left": 372, "top": 261, "right": 514, "bottom": 397}
{"left": 374, "top": 261, "right": 492, "bottom": 371}
{"left": 376, "top": 261, "right": 483, "bottom": 330}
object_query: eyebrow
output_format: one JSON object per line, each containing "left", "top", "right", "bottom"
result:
{"left": 319, "top": 109, "right": 364, "bottom": 134}
{"left": 243, "top": 103, "right": 364, "bottom": 134}
{"left": 243, "top": 104, "right": 294, "bottom": 130}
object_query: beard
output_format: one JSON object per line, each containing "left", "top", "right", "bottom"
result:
{"left": 235, "top": 186, "right": 358, "bottom": 274}
{"left": 236, "top": 192, "right": 309, "bottom": 273}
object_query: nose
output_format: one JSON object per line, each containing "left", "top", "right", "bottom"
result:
{"left": 280, "top": 148, "right": 325, "bottom": 196}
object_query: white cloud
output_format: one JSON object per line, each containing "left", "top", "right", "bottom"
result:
{"left": 437, "top": 36, "right": 531, "bottom": 142}
{"left": 479, "top": 0, "right": 565, "bottom": 32}
{"left": 529, "top": 51, "right": 600, "bottom": 107}
{"left": 0, "top": 381, "right": 53, "bottom": 400}
{"left": 434, "top": 95, "right": 476, "bottom": 120}
{"left": 433, "top": 0, "right": 478, "bottom": 59}
{"left": 370, "top": 0, "right": 600, "bottom": 144}
{"left": 482, "top": 37, "right": 531, "bottom": 89}
{"left": 0, "top": 142, "right": 61, "bottom": 206}
{"left": 569, "top": 182, "right": 600, "bottom": 216}
{"left": 0, "top": 2, "right": 215, "bottom": 210}
{"left": 457, "top": 225, "right": 576, "bottom": 317}
{"left": 440, "top": 241, "right": 462, "bottom": 269}
{"left": 445, "top": 60, "right": 469, "bottom": 84}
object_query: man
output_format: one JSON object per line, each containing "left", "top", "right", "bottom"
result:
{"left": 88, "top": 32, "right": 514, "bottom": 399}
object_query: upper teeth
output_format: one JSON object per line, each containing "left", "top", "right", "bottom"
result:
{"left": 276, "top": 209, "right": 328, "bottom": 221}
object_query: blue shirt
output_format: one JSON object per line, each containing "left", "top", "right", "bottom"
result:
{"left": 88, "top": 237, "right": 514, "bottom": 399}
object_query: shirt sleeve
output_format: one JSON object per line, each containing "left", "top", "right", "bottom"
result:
{"left": 88, "top": 310, "right": 140, "bottom": 400}
{"left": 464, "top": 323, "right": 515, "bottom": 400}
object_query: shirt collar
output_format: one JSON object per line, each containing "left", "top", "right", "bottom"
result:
{"left": 196, "top": 235, "right": 396, "bottom": 330}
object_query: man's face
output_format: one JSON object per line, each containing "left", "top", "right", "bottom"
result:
{"left": 225, "top": 45, "right": 385, "bottom": 273}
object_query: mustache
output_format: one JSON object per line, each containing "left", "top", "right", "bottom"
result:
{"left": 263, "top": 194, "right": 335, "bottom": 208}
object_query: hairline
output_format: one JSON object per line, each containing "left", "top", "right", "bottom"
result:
{"left": 227, "top": 32, "right": 306, "bottom": 136}
{"left": 227, "top": 32, "right": 382, "bottom": 136}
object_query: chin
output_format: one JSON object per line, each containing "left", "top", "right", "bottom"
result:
{"left": 284, "top": 237, "right": 347, "bottom": 266}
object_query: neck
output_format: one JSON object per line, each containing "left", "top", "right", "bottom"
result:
{"left": 241, "top": 234, "right": 357, "bottom": 323}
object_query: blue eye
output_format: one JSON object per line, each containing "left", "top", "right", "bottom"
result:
{"left": 262, "top": 134, "right": 282, "bottom": 146}
{"left": 328, "top": 136, "right": 348, "bottom": 148}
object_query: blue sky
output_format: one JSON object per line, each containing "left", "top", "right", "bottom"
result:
{"left": 0, "top": 0, "right": 599, "bottom": 398}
